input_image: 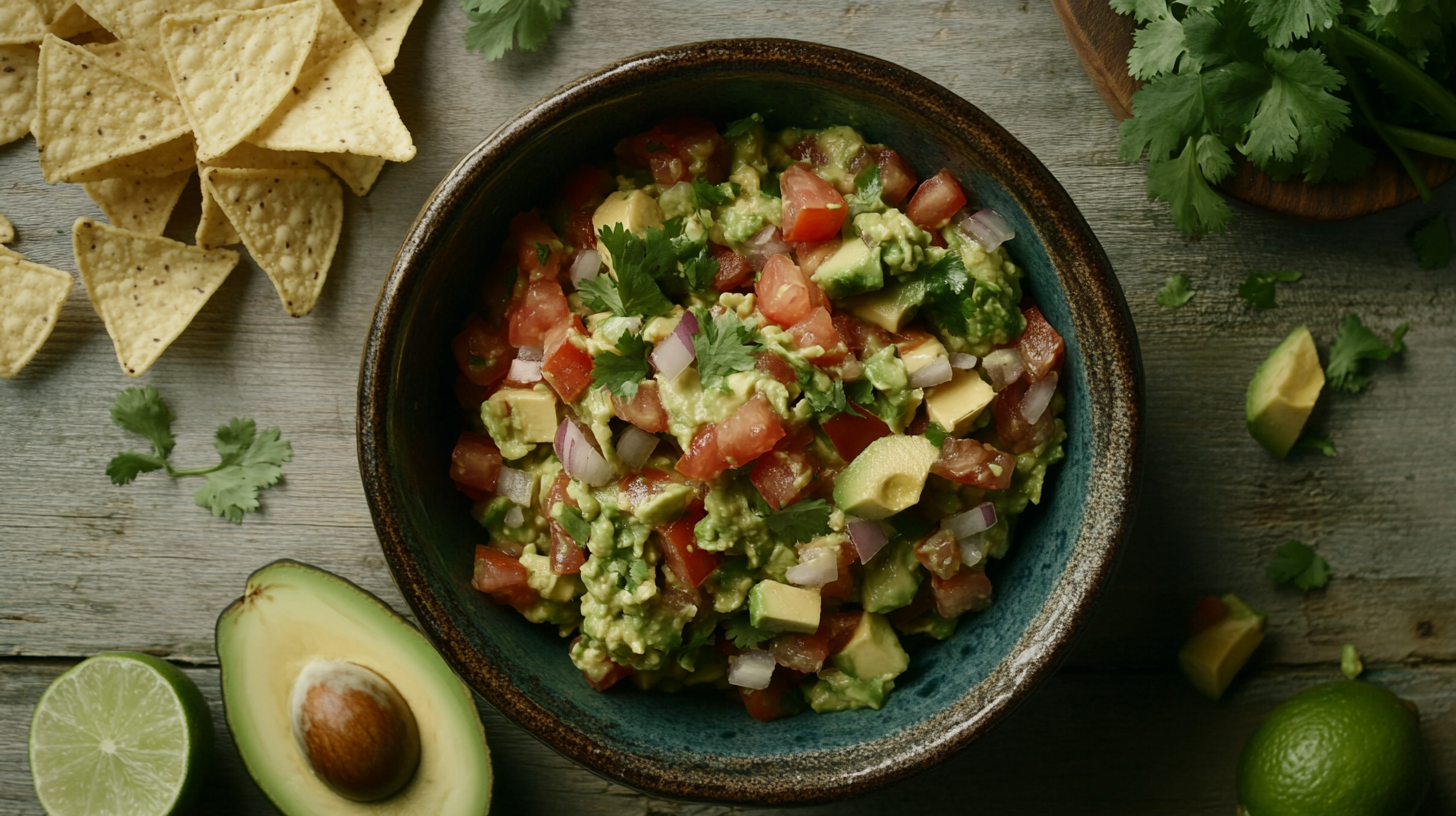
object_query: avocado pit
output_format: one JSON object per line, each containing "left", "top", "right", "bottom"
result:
{"left": 289, "top": 660, "right": 421, "bottom": 802}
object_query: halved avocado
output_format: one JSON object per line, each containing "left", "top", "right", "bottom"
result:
{"left": 216, "top": 560, "right": 491, "bottom": 815}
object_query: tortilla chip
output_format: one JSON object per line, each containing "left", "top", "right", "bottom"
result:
{"left": 64, "top": 132, "right": 197, "bottom": 183}
{"left": 33, "top": 0, "right": 64, "bottom": 20}
{"left": 47, "top": 2, "right": 100, "bottom": 37}
{"left": 82, "top": 41, "right": 172, "bottom": 93}
{"left": 0, "top": 214, "right": 13, "bottom": 243}
{"left": 34, "top": 35, "right": 192, "bottom": 184}
{"left": 73, "top": 217, "right": 239, "bottom": 376}
{"left": 0, "top": 0, "right": 46, "bottom": 45}
{"left": 159, "top": 1, "right": 321, "bottom": 162}
{"left": 331, "top": 0, "right": 419, "bottom": 75}
{"left": 305, "top": 0, "right": 361, "bottom": 68}
{"left": 317, "top": 151, "right": 383, "bottom": 196}
{"left": 0, "top": 255, "right": 72, "bottom": 378}
{"left": 83, "top": 169, "right": 192, "bottom": 235}
{"left": 247, "top": 39, "right": 414, "bottom": 161}
{"left": 205, "top": 166, "right": 341, "bottom": 316}
{"left": 204, "top": 140, "right": 317, "bottom": 171}
{"left": 0, "top": 245, "right": 23, "bottom": 259}
{"left": 196, "top": 167, "right": 241, "bottom": 249}
{"left": 0, "top": 44, "right": 38, "bottom": 146}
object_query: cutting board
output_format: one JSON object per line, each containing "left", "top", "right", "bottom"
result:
{"left": 1051, "top": 0, "right": 1456, "bottom": 221}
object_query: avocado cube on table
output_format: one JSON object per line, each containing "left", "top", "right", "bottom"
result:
{"left": 748, "top": 580, "right": 821, "bottom": 633}
{"left": 1246, "top": 325, "right": 1324, "bottom": 457}
{"left": 1178, "top": 593, "right": 1266, "bottom": 700}
{"left": 833, "top": 612, "right": 909, "bottom": 681}
{"left": 811, "top": 239, "right": 883, "bottom": 298}
{"left": 925, "top": 369, "right": 996, "bottom": 436}
{"left": 832, "top": 435, "right": 940, "bottom": 520}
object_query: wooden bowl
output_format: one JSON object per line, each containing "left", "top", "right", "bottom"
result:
{"left": 357, "top": 38, "right": 1143, "bottom": 805}
{"left": 1051, "top": 0, "right": 1456, "bottom": 220}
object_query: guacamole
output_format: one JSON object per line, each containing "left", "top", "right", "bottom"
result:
{"left": 449, "top": 115, "right": 1068, "bottom": 720}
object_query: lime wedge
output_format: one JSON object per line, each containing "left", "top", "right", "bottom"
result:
{"left": 29, "top": 653, "right": 213, "bottom": 816}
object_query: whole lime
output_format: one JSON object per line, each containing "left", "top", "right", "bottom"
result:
{"left": 1237, "top": 680, "right": 1428, "bottom": 816}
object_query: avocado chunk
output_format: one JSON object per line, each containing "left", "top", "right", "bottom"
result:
{"left": 843, "top": 277, "right": 924, "bottom": 332}
{"left": 1178, "top": 593, "right": 1266, "bottom": 700}
{"left": 832, "top": 612, "right": 909, "bottom": 681}
{"left": 898, "top": 335, "right": 948, "bottom": 377}
{"left": 860, "top": 536, "right": 923, "bottom": 613}
{"left": 216, "top": 561, "right": 492, "bottom": 815}
{"left": 925, "top": 369, "right": 996, "bottom": 436}
{"left": 832, "top": 435, "right": 940, "bottom": 520}
{"left": 748, "top": 579, "right": 821, "bottom": 633}
{"left": 592, "top": 190, "right": 664, "bottom": 273}
{"left": 805, "top": 669, "right": 894, "bottom": 712}
{"left": 481, "top": 386, "right": 558, "bottom": 460}
{"left": 1246, "top": 326, "right": 1325, "bottom": 457}
{"left": 811, "top": 238, "right": 883, "bottom": 299}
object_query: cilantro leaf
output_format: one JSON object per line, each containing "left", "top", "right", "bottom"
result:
{"left": 534, "top": 243, "right": 551, "bottom": 266}
{"left": 1294, "top": 431, "right": 1337, "bottom": 457}
{"left": 690, "top": 177, "right": 734, "bottom": 211}
{"left": 556, "top": 505, "right": 592, "bottom": 544}
{"left": 1129, "top": 16, "right": 1189, "bottom": 80}
{"left": 1266, "top": 540, "right": 1331, "bottom": 591}
{"left": 680, "top": 244, "right": 719, "bottom": 293}
{"left": 723, "top": 113, "right": 763, "bottom": 139}
{"left": 760, "top": 498, "right": 833, "bottom": 544}
{"left": 1326, "top": 314, "right": 1408, "bottom": 393}
{"left": 1110, "top": 0, "right": 1170, "bottom": 24}
{"left": 1156, "top": 273, "right": 1195, "bottom": 308}
{"left": 460, "top": 0, "right": 570, "bottom": 60}
{"left": 109, "top": 386, "right": 175, "bottom": 457}
{"left": 846, "top": 164, "right": 884, "bottom": 219}
{"left": 577, "top": 274, "right": 626, "bottom": 316}
{"left": 925, "top": 422, "right": 948, "bottom": 447}
{"left": 589, "top": 223, "right": 675, "bottom": 318}
{"left": 105, "top": 451, "right": 167, "bottom": 486}
{"left": 628, "top": 558, "right": 651, "bottom": 588}
{"left": 1240, "top": 48, "right": 1349, "bottom": 169}
{"left": 1247, "top": 0, "right": 1341, "bottom": 48}
{"left": 1238, "top": 269, "right": 1302, "bottom": 308}
{"left": 920, "top": 250, "right": 972, "bottom": 337}
{"left": 723, "top": 615, "right": 773, "bottom": 650}
{"left": 1411, "top": 212, "right": 1453, "bottom": 269}
{"left": 1120, "top": 72, "right": 1207, "bottom": 164}
{"left": 845, "top": 378, "right": 876, "bottom": 409}
{"left": 692, "top": 311, "right": 760, "bottom": 390}
{"left": 801, "top": 372, "right": 860, "bottom": 421}
{"left": 1146, "top": 137, "right": 1232, "bottom": 236}
{"left": 592, "top": 332, "right": 652, "bottom": 401}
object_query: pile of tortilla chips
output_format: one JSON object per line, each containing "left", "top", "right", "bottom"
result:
{"left": 0, "top": 0, "right": 422, "bottom": 378}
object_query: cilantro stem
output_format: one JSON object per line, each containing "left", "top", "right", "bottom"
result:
{"left": 1384, "top": 124, "right": 1456, "bottom": 161}
{"left": 1330, "top": 26, "right": 1456, "bottom": 129}
{"left": 165, "top": 464, "right": 226, "bottom": 478}
{"left": 1325, "top": 38, "right": 1431, "bottom": 201}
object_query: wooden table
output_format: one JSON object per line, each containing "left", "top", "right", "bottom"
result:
{"left": 3, "top": 2, "right": 1454, "bottom": 813}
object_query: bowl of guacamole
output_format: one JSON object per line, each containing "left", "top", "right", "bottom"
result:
{"left": 359, "top": 38, "right": 1142, "bottom": 805}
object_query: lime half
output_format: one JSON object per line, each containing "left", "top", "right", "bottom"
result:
{"left": 29, "top": 653, "right": 213, "bottom": 816}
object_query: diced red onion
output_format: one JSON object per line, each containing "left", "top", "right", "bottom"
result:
{"left": 785, "top": 548, "right": 838, "bottom": 587}
{"left": 496, "top": 466, "right": 533, "bottom": 506}
{"left": 982, "top": 348, "right": 1025, "bottom": 391}
{"left": 949, "top": 353, "right": 978, "bottom": 370}
{"left": 847, "top": 518, "right": 889, "bottom": 564}
{"left": 839, "top": 358, "right": 863, "bottom": 381}
{"left": 508, "top": 358, "right": 542, "bottom": 383}
{"left": 956, "top": 208, "right": 1015, "bottom": 253}
{"left": 1020, "top": 371, "right": 1058, "bottom": 424}
{"left": 907, "top": 356, "right": 952, "bottom": 389}
{"left": 742, "top": 225, "right": 792, "bottom": 272}
{"left": 945, "top": 502, "right": 997, "bottom": 540}
{"left": 616, "top": 426, "right": 659, "bottom": 472}
{"left": 650, "top": 312, "right": 699, "bottom": 381}
{"left": 728, "top": 649, "right": 776, "bottom": 690}
{"left": 517, "top": 345, "right": 543, "bottom": 362}
{"left": 503, "top": 504, "right": 525, "bottom": 527}
{"left": 569, "top": 248, "right": 601, "bottom": 286}
{"left": 553, "top": 419, "right": 615, "bottom": 486}
{"left": 959, "top": 532, "right": 986, "bottom": 566}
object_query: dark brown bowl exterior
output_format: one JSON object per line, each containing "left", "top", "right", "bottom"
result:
{"left": 359, "top": 39, "right": 1142, "bottom": 805}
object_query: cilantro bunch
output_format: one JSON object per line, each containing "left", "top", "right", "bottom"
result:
{"left": 461, "top": 0, "right": 570, "bottom": 60}
{"left": 1117, "top": 0, "right": 1456, "bottom": 236}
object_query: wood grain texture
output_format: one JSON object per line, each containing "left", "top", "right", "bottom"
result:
{"left": 1, "top": 0, "right": 1454, "bottom": 812}
{"left": 1049, "top": 0, "right": 1456, "bottom": 219}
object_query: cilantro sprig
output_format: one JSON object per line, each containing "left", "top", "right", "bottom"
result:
{"left": 723, "top": 615, "right": 774, "bottom": 650}
{"left": 461, "top": 0, "right": 570, "bottom": 60}
{"left": 722, "top": 113, "right": 763, "bottom": 139}
{"left": 1155, "top": 273, "right": 1194, "bottom": 308}
{"left": 106, "top": 387, "right": 292, "bottom": 523}
{"left": 1325, "top": 314, "right": 1408, "bottom": 394}
{"left": 592, "top": 332, "right": 652, "bottom": 401}
{"left": 692, "top": 310, "right": 762, "bottom": 390}
{"left": 1267, "top": 540, "right": 1330, "bottom": 591}
{"left": 749, "top": 488, "right": 834, "bottom": 544}
{"left": 1238, "top": 270, "right": 1301, "bottom": 309}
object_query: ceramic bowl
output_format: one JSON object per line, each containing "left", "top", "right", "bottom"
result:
{"left": 358, "top": 38, "right": 1142, "bottom": 805}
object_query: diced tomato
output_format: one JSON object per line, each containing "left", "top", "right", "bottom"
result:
{"left": 542, "top": 318, "right": 593, "bottom": 403}
{"left": 472, "top": 545, "right": 537, "bottom": 610}
{"left": 780, "top": 163, "right": 847, "bottom": 242}
{"left": 832, "top": 313, "right": 891, "bottom": 357}
{"left": 676, "top": 424, "right": 731, "bottom": 480}
{"left": 1018, "top": 306, "right": 1065, "bottom": 382}
{"left": 545, "top": 472, "right": 575, "bottom": 511}
{"left": 931, "top": 567, "right": 994, "bottom": 619}
{"left": 618, "top": 468, "right": 680, "bottom": 511}
{"left": 656, "top": 503, "right": 721, "bottom": 588}
{"left": 819, "top": 546, "right": 859, "bottom": 601}
{"left": 756, "top": 254, "right": 817, "bottom": 328}
{"left": 914, "top": 529, "right": 960, "bottom": 580}
{"left": 1189, "top": 595, "right": 1230, "bottom": 634}
{"left": 559, "top": 163, "right": 614, "bottom": 211}
{"left": 794, "top": 238, "right": 841, "bottom": 276}
{"left": 820, "top": 407, "right": 892, "bottom": 461}
{"left": 571, "top": 637, "right": 634, "bottom": 691}
{"left": 510, "top": 211, "right": 564, "bottom": 282}
{"left": 992, "top": 376, "right": 1057, "bottom": 454}
{"left": 671, "top": 120, "right": 729, "bottom": 183}
{"left": 612, "top": 380, "right": 669, "bottom": 433}
{"left": 566, "top": 209, "right": 597, "bottom": 250}
{"left": 717, "top": 395, "right": 785, "bottom": 467}
{"left": 906, "top": 409, "right": 930, "bottom": 436}
{"left": 787, "top": 307, "right": 848, "bottom": 366}
{"left": 506, "top": 279, "right": 572, "bottom": 348}
{"left": 755, "top": 351, "right": 798, "bottom": 385}
{"left": 869, "top": 147, "right": 919, "bottom": 206}
{"left": 452, "top": 317, "right": 513, "bottom": 387}
{"left": 774, "top": 423, "right": 815, "bottom": 452}
{"left": 888, "top": 579, "right": 936, "bottom": 628}
{"left": 769, "top": 630, "right": 829, "bottom": 673}
{"left": 905, "top": 169, "right": 967, "bottom": 230}
{"left": 788, "top": 136, "right": 828, "bottom": 167}
{"left": 616, "top": 118, "right": 727, "bottom": 185}
{"left": 750, "top": 449, "right": 814, "bottom": 510}
{"left": 821, "top": 611, "right": 863, "bottom": 655}
{"left": 451, "top": 432, "right": 502, "bottom": 497}
{"left": 710, "top": 243, "right": 754, "bottom": 292}
{"left": 739, "top": 668, "right": 802, "bottom": 722}
{"left": 931, "top": 437, "right": 1016, "bottom": 490}
{"left": 549, "top": 522, "right": 587, "bottom": 575}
